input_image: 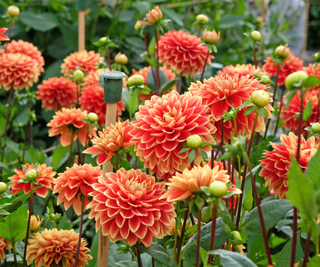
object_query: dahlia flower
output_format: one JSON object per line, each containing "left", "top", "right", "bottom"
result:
{"left": 304, "top": 63, "right": 320, "bottom": 90}
{"left": 84, "top": 120, "right": 134, "bottom": 165}
{"left": 217, "top": 64, "right": 257, "bottom": 78}
{"left": 259, "top": 132, "right": 318, "bottom": 198}
{"left": 26, "top": 228, "right": 92, "bottom": 267}
{"left": 30, "top": 215, "right": 43, "bottom": 231}
{"left": 146, "top": 6, "right": 163, "bottom": 25}
{"left": 37, "top": 77, "right": 77, "bottom": 111}
{"left": 61, "top": 50, "right": 103, "bottom": 77}
{"left": 53, "top": 164, "right": 101, "bottom": 215}
{"left": 47, "top": 108, "right": 96, "bottom": 147}
{"left": 158, "top": 30, "right": 212, "bottom": 76}
{"left": 263, "top": 54, "right": 303, "bottom": 85}
{"left": 129, "top": 90, "right": 216, "bottom": 181}
{"left": 281, "top": 89, "right": 319, "bottom": 135}
{"left": 0, "top": 28, "right": 9, "bottom": 41}
{"left": 87, "top": 168, "right": 176, "bottom": 247}
{"left": 4, "top": 40, "right": 45, "bottom": 72}
{"left": 79, "top": 84, "right": 125, "bottom": 126}
{"left": 131, "top": 66, "right": 176, "bottom": 102}
{"left": 0, "top": 53, "right": 40, "bottom": 91}
{"left": 189, "top": 74, "right": 273, "bottom": 142}
{"left": 163, "top": 165, "right": 240, "bottom": 202}
{"left": 8, "top": 163, "right": 56, "bottom": 198}
{"left": 0, "top": 237, "right": 12, "bottom": 260}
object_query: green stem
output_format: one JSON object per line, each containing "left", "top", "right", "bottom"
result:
{"left": 233, "top": 117, "right": 237, "bottom": 137}
{"left": 302, "top": 225, "right": 312, "bottom": 267}
{"left": 207, "top": 200, "right": 217, "bottom": 264}
{"left": 115, "top": 153, "right": 119, "bottom": 171}
{"left": 22, "top": 182, "right": 33, "bottom": 267}
{"left": 68, "top": 133, "right": 74, "bottom": 167}
{"left": 175, "top": 206, "right": 190, "bottom": 264}
{"left": 314, "top": 219, "right": 319, "bottom": 255}
{"left": 173, "top": 219, "right": 178, "bottom": 260}
{"left": 12, "top": 244, "right": 18, "bottom": 267}
{"left": 129, "top": 248, "right": 138, "bottom": 263}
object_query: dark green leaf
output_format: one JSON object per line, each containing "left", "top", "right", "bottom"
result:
{"left": 209, "top": 250, "right": 256, "bottom": 267}
{"left": 285, "top": 90, "right": 298, "bottom": 109}
{"left": 147, "top": 68, "right": 169, "bottom": 93}
{"left": 302, "top": 75, "right": 320, "bottom": 90}
{"left": 20, "top": 11, "right": 58, "bottom": 32}
{"left": 305, "top": 148, "right": 320, "bottom": 209}
{"left": 238, "top": 100, "right": 254, "bottom": 109}
{"left": 148, "top": 36, "right": 156, "bottom": 56}
{"left": 244, "top": 106, "right": 256, "bottom": 116}
{"left": 52, "top": 144, "right": 70, "bottom": 170}
{"left": 218, "top": 15, "right": 244, "bottom": 29}
{"left": 241, "top": 199, "right": 293, "bottom": 235}
{"left": 58, "top": 213, "right": 72, "bottom": 230}
{"left": 114, "top": 261, "right": 138, "bottom": 267}
{"left": 188, "top": 149, "right": 196, "bottom": 163}
{"left": 198, "top": 148, "right": 208, "bottom": 160}
{"left": 160, "top": 79, "right": 178, "bottom": 94}
{"left": 308, "top": 255, "right": 320, "bottom": 267}
{"left": 287, "top": 157, "right": 317, "bottom": 222}
{"left": 161, "top": 8, "right": 183, "bottom": 26}
{"left": 262, "top": 107, "right": 269, "bottom": 118}
{"left": 303, "top": 100, "right": 313, "bottom": 122}
{"left": 178, "top": 147, "right": 190, "bottom": 154}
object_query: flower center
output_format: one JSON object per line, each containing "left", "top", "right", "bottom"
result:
{"left": 163, "top": 112, "right": 175, "bottom": 123}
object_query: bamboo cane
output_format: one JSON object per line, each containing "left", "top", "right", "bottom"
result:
{"left": 77, "top": 0, "right": 87, "bottom": 51}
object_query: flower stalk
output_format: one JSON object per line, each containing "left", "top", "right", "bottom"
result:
{"left": 301, "top": 226, "right": 312, "bottom": 267}
{"left": 274, "top": 85, "right": 286, "bottom": 135}
{"left": 195, "top": 208, "right": 202, "bottom": 267}
{"left": 207, "top": 200, "right": 217, "bottom": 264}
{"left": 175, "top": 206, "right": 189, "bottom": 264}
{"left": 200, "top": 50, "right": 209, "bottom": 82}
{"left": 22, "top": 182, "right": 33, "bottom": 267}
{"left": 68, "top": 133, "right": 74, "bottom": 167}
{"left": 74, "top": 194, "right": 85, "bottom": 267}
{"left": 156, "top": 28, "right": 160, "bottom": 95}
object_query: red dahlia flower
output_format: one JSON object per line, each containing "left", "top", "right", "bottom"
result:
{"left": 53, "top": 164, "right": 102, "bottom": 215}
{"left": 263, "top": 55, "right": 303, "bottom": 86}
{"left": 217, "top": 64, "right": 257, "bottom": 78}
{"left": 158, "top": 30, "right": 212, "bottom": 76}
{"left": 0, "top": 237, "right": 12, "bottom": 260}
{"left": 189, "top": 74, "right": 273, "bottom": 142}
{"left": 26, "top": 229, "right": 92, "bottom": 267}
{"left": 129, "top": 90, "right": 216, "bottom": 181}
{"left": 0, "top": 53, "right": 40, "bottom": 91}
{"left": 259, "top": 132, "right": 318, "bottom": 198}
{"left": 47, "top": 108, "right": 96, "bottom": 147}
{"left": 37, "top": 77, "right": 77, "bottom": 111}
{"left": 84, "top": 120, "right": 134, "bottom": 165}
{"left": 8, "top": 163, "right": 56, "bottom": 198}
{"left": 4, "top": 40, "right": 45, "bottom": 72}
{"left": 61, "top": 50, "right": 103, "bottom": 77}
{"left": 87, "top": 168, "right": 176, "bottom": 247}
{"left": 0, "top": 28, "right": 9, "bottom": 41}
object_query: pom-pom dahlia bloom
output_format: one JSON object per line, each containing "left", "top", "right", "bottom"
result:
{"left": 217, "top": 64, "right": 257, "bottom": 78}
{"left": 53, "top": 164, "right": 101, "bottom": 215}
{"left": 0, "top": 237, "right": 12, "bottom": 260}
{"left": 26, "top": 228, "right": 92, "bottom": 267}
{"left": 0, "top": 53, "right": 40, "bottom": 91}
{"left": 8, "top": 163, "right": 56, "bottom": 198}
{"left": 263, "top": 54, "right": 303, "bottom": 86}
{"left": 87, "top": 168, "right": 176, "bottom": 247}
{"left": 158, "top": 30, "right": 212, "bottom": 76}
{"left": 47, "top": 108, "right": 96, "bottom": 147}
{"left": 3, "top": 40, "right": 45, "bottom": 72}
{"left": 259, "top": 132, "right": 318, "bottom": 199}
{"left": 129, "top": 90, "right": 216, "bottom": 181}
{"left": 163, "top": 165, "right": 240, "bottom": 202}
{"left": 189, "top": 74, "right": 273, "bottom": 142}
{"left": 84, "top": 120, "right": 134, "bottom": 165}
{"left": 37, "top": 77, "right": 77, "bottom": 111}
{"left": 281, "top": 89, "right": 319, "bottom": 135}
{"left": 61, "top": 50, "right": 102, "bottom": 77}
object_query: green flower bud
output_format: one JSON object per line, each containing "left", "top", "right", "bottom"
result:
{"left": 285, "top": 71, "right": 309, "bottom": 91}
{"left": 25, "top": 169, "right": 38, "bottom": 182}
{"left": 251, "top": 90, "right": 270, "bottom": 108}
{"left": 196, "top": 14, "right": 209, "bottom": 24}
{"left": 275, "top": 45, "right": 290, "bottom": 59}
{"left": 73, "top": 70, "right": 84, "bottom": 81}
{"left": 87, "top": 112, "right": 98, "bottom": 123}
{"left": 251, "top": 30, "right": 261, "bottom": 41}
{"left": 209, "top": 181, "right": 228, "bottom": 198}
{"left": 0, "top": 182, "right": 7, "bottom": 193}
{"left": 201, "top": 206, "right": 212, "bottom": 223}
{"left": 186, "top": 135, "right": 203, "bottom": 149}
{"left": 8, "top": 6, "right": 20, "bottom": 17}
{"left": 134, "top": 21, "right": 142, "bottom": 31}
{"left": 311, "top": 122, "right": 320, "bottom": 133}
{"left": 128, "top": 75, "right": 144, "bottom": 87}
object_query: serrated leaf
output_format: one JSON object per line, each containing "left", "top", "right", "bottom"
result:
{"left": 285, "top": 90, "right": 298, "bottom": 109}
{"left": 238, "top": 101, "right": 254, "bottom": 110}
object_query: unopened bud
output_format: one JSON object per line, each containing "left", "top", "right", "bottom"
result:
{"left": 203, "top": 29, "right": 220, "bottom": 44}
{"left": 251, "top": 90, "right": 270, "bottom": 107}
{"left": 313, "top": 53, "right": 320, "bottom": 63}
{"left": 285, "top": 71, "right": 309, "bottom": 91}
{"left": 0, "top": 182, "right": 7, "bottom": 193}
{"left": 260, "top": 75, "right": 272, "bottom": 85}
{"left": 25, "top": 169, "right": 38, "bottom": 182}
{"left": 186, "top": 135, "right": 203, "bottom": 149}
{"left": 209, "top": 181, "right": 228, "bottom": 198}
{"left": 275, "top": 44, "right": 290, "bottom": 59}
{"left": 146, "top": 6, "right": 163, "bottom": 25}
{"left": 87, "top": 112, "right": 98, "bottom": 123}
{"left": 115, "top": 53, "right": 128, "bottom": 65}
{"left": 196, "top": 14, "right": 209, "bottom": 24}
{"left": 251, "top": 30, "right": 261, "bottom": 41}
{"left": 311, "top": 123, "right": 320, "bottom": 133}
{"left": 30, "top": 215, "right": 43, "bottom": 231}
{"left": 134, "top": 21, "right": 142, "bottom": 31}
{"left": 253, "top": 69, "right": 266, "bottom": 78}
{"left": 73, "top": 70, "right": 84, "bottom": 81}
{"left": 128, "top": 75, "right": 144, "bottom": 87}
{"left": 7, "top": 6, "right": 20, "bottom": 17}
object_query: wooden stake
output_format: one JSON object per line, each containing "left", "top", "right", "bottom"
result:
{"left": 78, "top": 11, "right": 86, "bottom": 51}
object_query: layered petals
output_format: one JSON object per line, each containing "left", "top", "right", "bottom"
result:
{"left": 0, "top": 237, "right": 12, "bottom": 261}
{"left": 87, "top": 168, "right": 176, "bottom": 247}
{"left": 217, "top": 64, "right": 257, "bottom": 78}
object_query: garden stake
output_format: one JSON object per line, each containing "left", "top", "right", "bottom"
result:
{"left": 77, "top": 0, "right": 87, "bottom": 51}
{"left": 264, "top": 64, "right": 280, "bottom": 138}
{"left": 274, "top": 85, "right": 286, "bottom": 135}
{"left": 74, "top": 194, "right": 85, "bottom": 267}
{"left": 97, "top": 71, "right": 126, "bottom": 267}
{"left": 207, "top": 200, "right": 217, "bottom": 264}
{"left": 290, "top": 88, "right": 304, "bottom": 267}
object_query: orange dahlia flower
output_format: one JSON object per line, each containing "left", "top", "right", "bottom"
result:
{"left": 53, "top": 164, "right": 101, "bottom": 215}
{"left": 130, "top": 66, "right": 176, "bottom": 102}
{"left": 4, "top": 40, "right": 45, "bottom": 72}
{"left": 87, "top": 168, "right": 176, "bottom": 247}
{"left": 0, "top": 53, "right": 40, "bottom": 91}
{"left": 8, "top": 163, "right": 56, "bottom": 198}
{"left": 189, "top": 74, "right": 273, "bottom": 142}
{"left": 129, "top": 90, "right": 216, "bottom": 181}
{"left": 0, "top": 237, "right": 12, "bottom": 260}
{"left": 281, "top": 88, "right": 319, "bottom": 135}
{"left": 26, "top": 228, "right": 92, "bottom": 267}
{"left": 163, "top": 165, "right": 240, "bottom": 202}
{"left": 61, "top": 50, "right": 103, "bottom": 77}
{"left": 259, "top": 132, "right": 318, "bottom": 198}
{"left": 37, "top": 77, "right": 77, "bottom": 111}
{"left": 263, "top": 54, "right": 303, "bottom": 85}
{"left": 0, "top": 28, "right": 9, "bottom": 41}
{"left": 79, "top": 84, "right": 125, "bottom": 126}
{"left": 158, "top": 30, "right": 212, "bottom": 76}
{"left": 47, "top": 108, "right": 96, "bottom": 147}
{"left": 84, "top": 120, "right": 134, "bottom": 165}
{"left": 217, "top": 64, "right": 257, "bottom": 78}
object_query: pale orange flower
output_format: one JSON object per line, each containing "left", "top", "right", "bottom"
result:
{"left": 0, "top": 237, "right": 12, "bottom": 260}
{"left": 217, "top": 64, "right": 257, "bottom": 78}
{"left": 47, "top": 108, "right": 96, "bottom": 147}
{"left": 260, "top": 132, "right": 319, "bottom": 198}
{"left": 84, "top": 120, "right": 134, "bottom": 165}
{"left": 30, "top": 215, "right": 43, "bottom": 231}
{"left": 163, "top": 165, "right": 240, "bottom": 202}
{"left": 26, "top": 228, "right": 92, "bottom": 267}
{"left": 146, "top": 6, "right": 163, "bottom": 25}
{"left": 0, "top": 53, "right": 40, "bottom": 91}
{"left": 8, "top": 163, "right": 56, "bottom": 198}
{"left": 129, "top": 90, "right": 216, "bottom": 181}
{"left": 88, "top": 168, "right": 176, "bottom": 247}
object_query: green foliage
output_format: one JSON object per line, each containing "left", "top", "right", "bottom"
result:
{"left": 209, "top": 250, "right": 256, "bottom": 267}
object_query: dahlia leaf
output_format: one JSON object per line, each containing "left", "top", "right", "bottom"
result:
{"left": 160, "top": 79, "right": 178, "bottom": 94}
{"left": 287, "top": 157, "right": 318, "bottom": 222}
{"left": 195, "top": 195, "right": 204, "bottom": 210}
{"left": 200, "top": 142, "right": 214, "bottom": 147}
{"left": 201, "top": 186, "right": 211, "bottom": 196}
{"left": 238, "top": 100, "right": 254, "bottom": 110}
{"left": 208, "top": 250, "right": 256, "bottom": 267}
{"left": 262, "top": 107, "right": 269, "bottom": 118}
{"left": 178, "top": 147, "right": 190, "bottom": 154}
{"left": 302, "top": 75, "right": 320, "bottom": 90}
{"left": 148, "top": 36, "right": 156, "bottom": 56}
{"left": 198, "top": 148, "right": 208, "bottom": 160}
{"left": 147, "top": 67, "right": 169, "bottom": 93}
{"left": 308, "top": 255, "right": 320, "bottom": 267}
{"left": 305, "top": 148, "right": 320, "bottom": 208}
{"left": 135, "top": 243, "right": 177, "bottom": 267}
{"left": 244, "top": 106, "right": 256, "bottom": 116}
{"left": 218, "top": 198, "right": 236, "bottom": 229}
{"left": 188, "top": 149, "right": 196, "bottom": 163}
{"left": 284, "top": 90, "right": 298, "bottom": 109}
{"left": 241, "top": 199, "right": 293, "bottom": 235}
{"left": 303, "top": 99, "right": 313, "bottom": 122}
{"left": 98, "top": 46, "right": 106, "bottom": 55}
{"left": 256, "top": 108, "right": 263, "bottom": 119}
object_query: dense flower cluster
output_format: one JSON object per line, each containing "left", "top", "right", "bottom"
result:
{"left": 217, "top": 64, "right": 257, "bottom": 78}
